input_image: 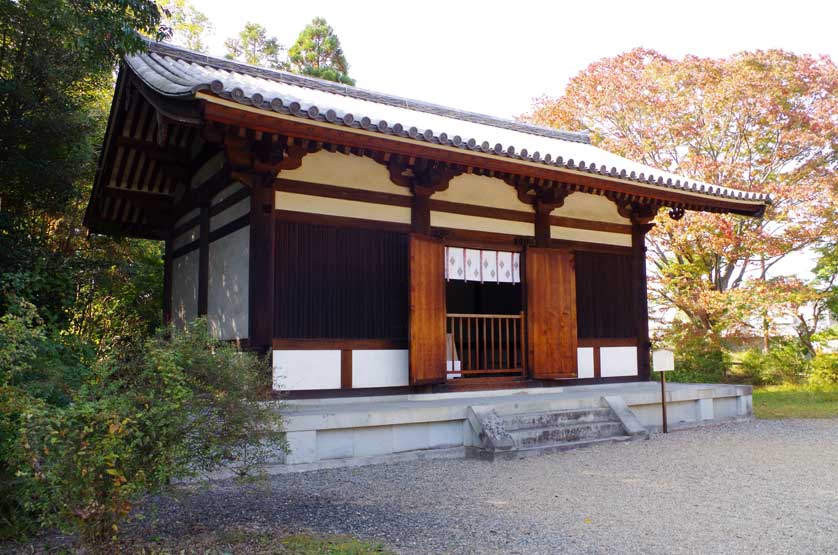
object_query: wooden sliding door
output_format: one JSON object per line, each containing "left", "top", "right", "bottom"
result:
{"left": 409, "top": 234, "right": 447, "bottom": 385}
{"left": 526, "top": 248, "right": 578, "bottom": 379}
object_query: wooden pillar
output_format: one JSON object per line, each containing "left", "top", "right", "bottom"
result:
{"left": 162, "top": 236, "right": 173, "bottom": 325}
{"left": 411, "top": 186, "right": 432, "bottom": 235}
{"left": 633, "top": 223, "right": 654, "bottom": 381}
{"left": 248, "top": 175, "right": 276, "bottom": 350}
{"left": 197, "top": 202, "right": 210, "bottom": 316}
{"left": 534, "top": 202, "right": 553, "bottom": 247}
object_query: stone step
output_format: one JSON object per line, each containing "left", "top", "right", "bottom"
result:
{"left": 502, "top": 408, "right": 615, "bottom": 431}
{"left": 478, "top": 435, "right": 633, "bottom": 461}
{"left": 510, "top": 421, "right": 626, "bottom": 448}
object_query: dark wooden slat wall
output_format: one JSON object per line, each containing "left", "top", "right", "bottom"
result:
{"left": 274, "top": 221, "right": 409, "bottom": 340}
{"left": 574, "top": 251, "right": 636, "bottom": 339}
{"left": 525, "top": 248, "right": 578, "bottom": 379}
{"left": 408, "top": 234, "right": 447, "bottom": 385}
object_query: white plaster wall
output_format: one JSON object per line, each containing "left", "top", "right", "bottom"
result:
{"left": 191, "top": 151, "right": 225, "bottom": 188}
{"left": 173, "top": 221, "right": 199, "bottom": 251}
{"left": 550, "top": 225, "right": 632, "bottom": 247}
{"left": 436, "top": 173, "right": 532, "bottom": 212}
{"left": 600, "top": 346, "right": 638, "bottom": 377}
{"left": 208, "top": 226, "right": 249, "bottom": 340}
{"left": 352, "top": 350, "right": 409, "bottom": 388}
{"left": 577, "top": 348, "right": 595, "bottom": 379}
{"left": 171, "top": 251, "right": 198, "bottom": 328}
{"left": 275, "top": 191, "right": 411, "bottom": 224}
{"left": 176, "top": 208, "right": 200, "bottom": 227}
{"left": 555, "top": 191, "right": 630, "bottom": 224}
{"left": 210, "top": 198, "right": 249, "bottom": 231}
{"left": 280, "top": 149, "right": 410, "bottom": 195}
{"left": 273, "top": 350, "right": 341, "bottom": 390}
{"left": 212, "top": 182, "right": 246, "bottom": 204}
{"left": 431, "top": 211, "right": 534, "bottom": 236}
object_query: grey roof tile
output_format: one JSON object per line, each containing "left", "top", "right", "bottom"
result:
{"left": 124, "top": 40, "right": 771, "bottom": 206}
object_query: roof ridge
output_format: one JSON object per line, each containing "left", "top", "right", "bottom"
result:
{"left": 140, "top": 39, "right": 592, "bottom": 145}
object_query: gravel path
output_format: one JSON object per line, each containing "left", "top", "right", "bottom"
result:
{"left": 126, "top": 419, "right": 837, "bottom": 554}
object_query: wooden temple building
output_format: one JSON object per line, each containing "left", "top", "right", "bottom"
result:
{"left": 85, "top": 40, "right": 769, "bottom": 397}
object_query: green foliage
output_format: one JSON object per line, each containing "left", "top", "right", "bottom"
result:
{"left": 159, "top": 0, "right": 212, "bottom": 52}
{"left": 224, "top": 22, "right": 287, "bottom": 70}
{"left": 288, "top": 17, "right": 355, "bottom": 85}
{"left": 738, "top": 341, "right": 811, "bottom": 386}
{"left": 659, "top": 326, "right": 729, "bottom": 383}
{"left": 810, "top": 354, "right": 838, "bottom": 386}
{"left": 5, "top": 318, "right": 284, "bottom": 543}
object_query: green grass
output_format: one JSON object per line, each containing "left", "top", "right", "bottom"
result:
{"left": 129, "top": 531, "right": 392, "bottom": 554}
{"left": 753, "top": 384, "right": 838, "bottom": 419}
{"left": 14, "top": 529, "right": 394, "bottom": 555}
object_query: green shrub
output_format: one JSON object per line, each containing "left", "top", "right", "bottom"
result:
{"left": 738, "top": 349, "right": 770, "bottom": 386}
{"left": 734, "top": 342, "right": 811, "bottom": 386}
{"left": 666, "top": 334, "right": 729, "bottom": 383}
{"left": 810, "top": 353, "right": 838, "bottom": 386}
{"left": 5, "top": 318, "right": 285, "bottom": 544}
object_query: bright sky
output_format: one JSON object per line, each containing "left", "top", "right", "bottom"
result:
{"left": 197, "top": 0, "right": 838, "bottom": 120}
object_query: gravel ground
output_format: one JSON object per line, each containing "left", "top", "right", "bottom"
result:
{"left": 35, "top": 419, "right": 838, "bottom": 554}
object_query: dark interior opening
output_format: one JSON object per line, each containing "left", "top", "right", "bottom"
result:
{"left": 445, "top": 281, "right": 522, "bottom": 315}
{"left": 275, "top": 221, "right": 408, "bottom": 340}
{"left": 575, "top": 251, "right": 635, "bottom": 339}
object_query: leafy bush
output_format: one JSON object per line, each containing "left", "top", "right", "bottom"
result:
{"left": 4, "top": 317, "right": 285, "bottom": 544}
{"left": 736, "top": 342, "right": 811, "bottom": 386}
{"left": 665, "top": 334, "right": 729, "bottom": 383}
{"left": 810, "top": 354, "right": 838, "bottom": 386}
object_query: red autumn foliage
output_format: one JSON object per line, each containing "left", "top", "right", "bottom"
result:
{"left": 526, "top": 48, "right": 838, "bottom": 339}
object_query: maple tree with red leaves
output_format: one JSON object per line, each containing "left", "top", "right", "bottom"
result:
{"left": 527, "top": 48, "right": 838, "bottom": 349}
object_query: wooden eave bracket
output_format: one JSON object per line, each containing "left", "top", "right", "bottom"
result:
{"left": 205, "top": 123, "right": 322, "bottom": 182}
{"left": 383, "top": 155, "right": 464, "bottom": 195}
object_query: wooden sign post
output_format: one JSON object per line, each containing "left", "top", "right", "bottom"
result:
{"left": 652, "top": 349, "right": 675, "bottom": 433}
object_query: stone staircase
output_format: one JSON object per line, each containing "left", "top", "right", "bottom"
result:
{"left": 466, "top": 396, "right": 648, "bottom": 461}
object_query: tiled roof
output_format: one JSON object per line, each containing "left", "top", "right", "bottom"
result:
{"left": 127, "top": 40, "right": 770, "bottom": 206}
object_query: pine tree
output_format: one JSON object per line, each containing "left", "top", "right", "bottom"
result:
{"left": 288, "top": 17, "right": 355, "bottom": 85}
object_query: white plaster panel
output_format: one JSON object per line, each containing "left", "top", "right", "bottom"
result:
{"left": 431, "top": 211, "right": 534, "bottom": 236}
{"left": 273, "top": 350, "right": 341, "bottom": 390}
{"left": 554, "top": 191, "right": 629, "bottom": 224}
{"left": 550, "top": 225, "right": 632, "bottom": 247}
{"left": 352, "top": 350, "right": 409, "bottom": 388}
{"left": 207, "top": 226, "right": 249, "bottom": 340}
{"left": 435, "top": 173, "right": 532, "bottom": 212}
{"left": 173, "top": 226, "right": 199, "bottom": 251}
{"left": 171, "top": 251, "right": 198, "bottom": 329}
{"left": 175, "top": 208, "right": 200, "bottom": 228}
{"left": 191, "top": 151, "right": 225, "bottom": 188}
{"left": 600, "top": 347, "right": 638, "bottom": 377}
{"left": 275, "top": 191, "right": 411, "bottom": 224}
{"left": 210, "top": 197, "right": 250, "bottom": 232}
{"left": 212, "top": 182, "right": 246, "bottom": 205}
{"left": 280, "top": 149, "right": 410, "bottom": 195}
{"left": 577, "top": 347, "right": 595, "bottom": 379}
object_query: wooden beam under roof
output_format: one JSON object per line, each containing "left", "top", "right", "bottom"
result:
{"left": 200, "top": 99, "right": 765, "bottom": 217}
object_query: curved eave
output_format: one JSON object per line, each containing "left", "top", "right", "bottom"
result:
{"left": 197, "top": 92, "right": 768, "bottom": 217}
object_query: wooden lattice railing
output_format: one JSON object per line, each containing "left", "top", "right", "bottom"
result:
{"left": 446, "top": 313, "right": 525, "bottom": 378}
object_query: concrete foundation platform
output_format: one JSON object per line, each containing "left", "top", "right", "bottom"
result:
{"left": 272, "top": 382, "right": 752, "bottom": 468}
